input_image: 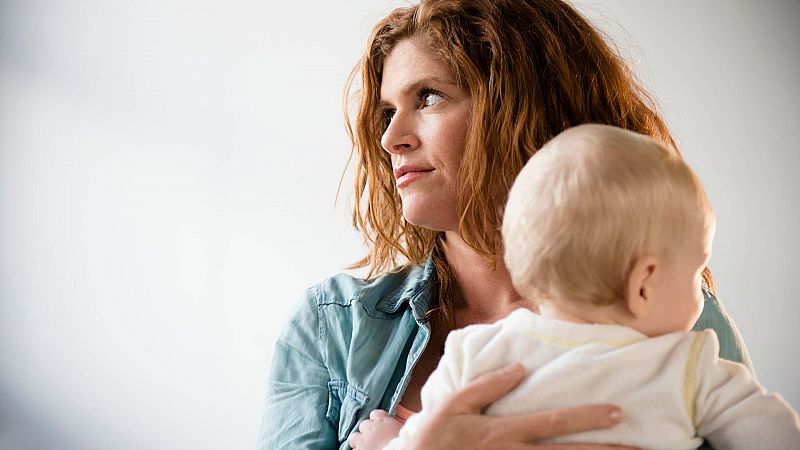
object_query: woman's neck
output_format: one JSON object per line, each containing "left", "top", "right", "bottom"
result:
{"left": 442, "top": 231, "right": 531, "bottom": 325}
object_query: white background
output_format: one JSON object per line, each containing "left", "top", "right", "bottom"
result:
{"left": 0, "top": 1, "right": 797, "bottom": 449}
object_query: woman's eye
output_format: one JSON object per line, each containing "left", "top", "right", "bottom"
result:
{"left": 382, "top": 109, "right": 395, "bottom": 126}
{"left": 420, "top": 90, "right": 444, "bottom": 108}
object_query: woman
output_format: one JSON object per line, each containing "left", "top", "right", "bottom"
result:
{"left": 259, "top": 0, "right": 751, "bottom": 448}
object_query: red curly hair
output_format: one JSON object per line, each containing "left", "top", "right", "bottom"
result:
{"left": 344, "top": 0, "right": 713, "bottom": 326}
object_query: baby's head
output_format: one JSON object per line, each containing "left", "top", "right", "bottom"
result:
{"left": 503, "top": 124, "right": 715, "bottom": 337}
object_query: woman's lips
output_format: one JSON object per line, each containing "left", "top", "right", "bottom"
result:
{"left": 396, "top": 169, "right": 434, "bottom": 188}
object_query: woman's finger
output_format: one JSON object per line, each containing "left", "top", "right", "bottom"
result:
{"left": 504, "top": 445, "right": 635, "bottom": 450}
{"left": 524, "top": 445, "right": 637, "bottom": 450}
{"left": 496, "top": 404, "right": 624, "bottom": 442}
{"left": 439, "top": 363, "right": 526, "bottom": 414}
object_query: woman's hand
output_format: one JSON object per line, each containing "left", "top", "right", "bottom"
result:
{"left": 348, "top": 409, "right": 403, "bottom": 450}
{"left": 406, "top": 363, "right": 636, "bottom": 450}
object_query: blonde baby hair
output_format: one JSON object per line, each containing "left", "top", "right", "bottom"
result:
{"left": 503, "top": 124, "right": 714, "bottom": 307}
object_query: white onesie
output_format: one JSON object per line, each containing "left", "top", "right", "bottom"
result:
{"left": 384, "top": 308, "right": 799, "bottom": 449}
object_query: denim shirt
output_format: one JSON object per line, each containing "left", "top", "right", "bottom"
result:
{"left": 258, "top": 256, "right": 752, "bottom": 449}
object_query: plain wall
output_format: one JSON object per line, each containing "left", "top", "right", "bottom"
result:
{"left": 0, "top": 1, "right": 797, "bottom": 449}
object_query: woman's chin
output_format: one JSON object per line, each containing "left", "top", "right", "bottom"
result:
{"left": 401, "top": 206, "right": 458, "bottom": 232}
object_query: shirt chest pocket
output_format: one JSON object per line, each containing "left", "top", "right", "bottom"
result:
{"left": 326, "top": 380, "right": 370, "bottom": 442}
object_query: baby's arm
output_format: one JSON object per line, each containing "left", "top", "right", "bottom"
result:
{"left": 693, "top": 331, "right": 800, "bottom": 449}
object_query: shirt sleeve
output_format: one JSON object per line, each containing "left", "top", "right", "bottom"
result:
{"left": 692, "top": 331, "right": 800, "bottom": 449}
{"left": 257, "top": 287, "right": 338, "bottom": 450}
{"left": 692, "top": 288, "right": 754, "bottom": 372}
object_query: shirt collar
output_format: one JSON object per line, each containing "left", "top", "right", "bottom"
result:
{"left": 374, "top": 253, "right": 436, "bottom": 321}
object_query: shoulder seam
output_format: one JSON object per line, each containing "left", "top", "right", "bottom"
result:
{"left": 684, "top": 331, "right": 706, "bottom": 426}
{"left": 313, "top": 283, "right": 329, "bottom": 368}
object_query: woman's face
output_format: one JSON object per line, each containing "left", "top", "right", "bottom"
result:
{"left": 380, "top": 38, "right": 471, "bottom": 232}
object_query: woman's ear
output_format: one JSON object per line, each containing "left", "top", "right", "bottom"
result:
{"left": 625, "top": 256, "right": 659, "bottom": 319}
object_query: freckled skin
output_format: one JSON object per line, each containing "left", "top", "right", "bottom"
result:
{"left": 380, "top": 38, "right": 472, "bottom": 233}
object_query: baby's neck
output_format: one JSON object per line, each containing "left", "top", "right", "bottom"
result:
{"left": 536, "top": 300, "right": 629, "bottom": 328}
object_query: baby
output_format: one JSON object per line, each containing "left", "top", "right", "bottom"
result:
{"left": 350, "top": 124, "right": 800, "bottom": 449}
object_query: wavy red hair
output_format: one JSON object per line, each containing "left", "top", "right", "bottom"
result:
{"left": 344, "top": 0, "right": 714, "bottom": 324}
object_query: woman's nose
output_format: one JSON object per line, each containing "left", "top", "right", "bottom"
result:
{"left": 381, "top": 112, "right": 420, "bottom": 155}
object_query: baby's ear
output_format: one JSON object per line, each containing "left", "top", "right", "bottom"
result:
{"left": 625, "top": 256, "right": 659, "bottom": 319}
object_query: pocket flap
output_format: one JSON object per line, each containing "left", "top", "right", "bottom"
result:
{"left": 326, "top": 380, "right": 370, "bottom": 442}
